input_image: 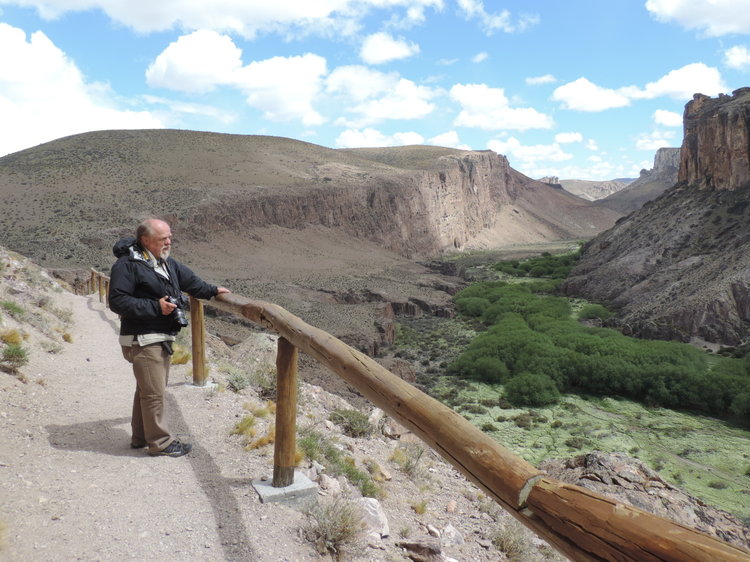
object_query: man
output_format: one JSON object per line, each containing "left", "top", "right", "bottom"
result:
{"left": 109, "top": 218, "right": 229, "bottom": 457}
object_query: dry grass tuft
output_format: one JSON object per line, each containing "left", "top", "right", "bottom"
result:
{"left": 301, "top": 495, "right": 365, "bottom": 559}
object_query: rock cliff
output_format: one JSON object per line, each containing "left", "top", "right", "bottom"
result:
{"left": 595, "top": 147, "right": 680, "bottom": 214}
{"left": 564, "top": 89, "right": 750, "bottom": 346}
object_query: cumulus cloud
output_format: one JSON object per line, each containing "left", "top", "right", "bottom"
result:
{"left": 653, "top": 109, "right": 682, "bottom": 127}
{"left": 724, "top": 45, "right": 750, "bottom": 71}
{"left": 360, "top": 32, "right": 420, "bottom": 65}
{"left": 456, "top": 0, "right": 539, "bottom": 34}
{"left": 146, "top": 30, "right": 243, "bottom": 94}
{"left": 646, "top": 0, "right": 750, "bottom": 37}
{"left": 428, "top": 130, "right": 471, "bottom": 149}
{"left": 624, "top": 63, "right": 726, "bottom": 99}
{"left": 585, "top": 139, "right": 599, "bottom": 151}
{"left": 553, "top": 63, "right": 727, "bottom": 113}
{"left": 552, "top": 78, "right": 630, "bottom": 111}
{"left": 487, "top": 136, "right": 572, "bottom": 176}
{"left": 450, "top": 83, "right": 553, "bottom": 130}
{"left": 327, "top": 65, "right": 438, "bottom": 127}
{"left": 0, "top": 22, "right": 163, "bottom": 157}
{"left": 146, "top": 31, "right": 327, "bottom": 125}
{"left": 335, "top": 127, "right": 424, "bottom": 147}
{"left": 525, "top": 74, "right": 556, "bottom": 85}
{"left": 16, "top": 0, "right": 445, "bottom": 39}
{"left": 554, "top": 132, "right": 583, "bottom": 144}
{"left": 233, "top": 54, "right": 327, "bottom": 125}
{"left": 635, "top": 130, "right": 676, "bottom": 151}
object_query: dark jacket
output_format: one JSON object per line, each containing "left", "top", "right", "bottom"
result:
{"left": 108, "top": 237, "right": 218, "bottom": 336}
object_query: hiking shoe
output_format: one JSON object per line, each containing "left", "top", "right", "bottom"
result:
{"left": 149, "top": 440, "right": 192, "bottom": 457}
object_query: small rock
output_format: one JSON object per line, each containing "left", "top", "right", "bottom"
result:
{"left": 357, "top": 497, "right": 390, "bottom": 538}
{"left": 441, "top": 524, "right": 464, "bottom": 546}
{"left": 445, "top": 500, "right": 457, "bottom": 513}
{"left": 427, "top": 524, "right": 440, "bottom": 537}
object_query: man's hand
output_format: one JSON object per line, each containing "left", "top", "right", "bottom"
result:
{"left": 159, "top": 296, "right": 177, "bottom": 315}
{"left": 217, "top": 287, "right": 230, "bottom": 295}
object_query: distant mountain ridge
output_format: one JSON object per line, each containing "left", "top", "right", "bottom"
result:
{"left": 538, "top": 176, "right": 632, "bottom": 201}
{"left": 594, "top": 147, "right": 680, "bottom": 214}
{"left": 564, "top": 89, "right": 750, "bottom": 346}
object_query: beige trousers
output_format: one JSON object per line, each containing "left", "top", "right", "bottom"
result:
{"left": 121, "top": 343, "right": 174, "bottom": 453}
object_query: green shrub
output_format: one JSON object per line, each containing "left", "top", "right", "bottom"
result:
{"left": 329, "top": 408, "right": 373, "bottom": 438}
{"left": 227, "top": 370, "right": 251, "bottom": 392}
{"left": 505, "top": 373, "right": 560, "bottom": 407}
{"left": 0, "top": 301, "right": 24, "bottom": 319}
{"left": 579, "top": 303, "right": 613, "bottom": 321}
{"left": 1, "top": 343, "right": 29, "bottom": 373}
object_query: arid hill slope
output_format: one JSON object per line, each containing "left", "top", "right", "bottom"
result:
{"left": 564, "top": 89, "right": 750, "bottom": 346}
{"left": 0, "top": 130, "right": 620, "bottom": 353}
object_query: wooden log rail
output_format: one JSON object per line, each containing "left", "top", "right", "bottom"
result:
{"left": 85, "top": 271, "right": 750, "bottom": 561}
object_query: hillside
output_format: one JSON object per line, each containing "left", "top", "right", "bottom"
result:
{"left": 2, "top": 246, "right": 749, "bottom": 559}
{"left": 564, "top": 89, "right": 750, "bottom": 346}
{"left": 0, "top": 129, "right": 621, "bottom": 374}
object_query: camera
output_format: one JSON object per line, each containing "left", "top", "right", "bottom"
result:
{"left": 166, "top": 295, "right": 189, "bottom": 327}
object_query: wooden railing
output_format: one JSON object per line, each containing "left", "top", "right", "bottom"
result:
{"left": 86, "top": 270, "right": 750, "bottom": 561}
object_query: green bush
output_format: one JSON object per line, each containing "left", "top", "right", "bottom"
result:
{"left": 505, "top": 373, "right": 560, "bottom": 407}
{"left": 578, "top": 303, "right": 613, "bottom": 321}
{"left": 329, "top": 409, "right": 373, "bottom": 438}
{"left": 1, "top": 343, "right": 29, "bottom": 373}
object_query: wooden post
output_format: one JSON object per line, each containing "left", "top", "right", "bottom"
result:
{"left": 189, "top": 296, "right": 207, "bottom": 386}
{"left": 273, "top": 337, "right": 298, "bottom": 487}
{"left": 89, "top": 270, "right": 95, "bottom": 294}
{"left": 97, "top": 274, "right": 104, "bottom": 303}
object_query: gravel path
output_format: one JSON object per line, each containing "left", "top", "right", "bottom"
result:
{"left": 0, "top": 290, "right": 314, "bottom": 561}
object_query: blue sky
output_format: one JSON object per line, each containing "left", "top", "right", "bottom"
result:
{"left": 1, "top": 1, "right": 749, "bottom": 180}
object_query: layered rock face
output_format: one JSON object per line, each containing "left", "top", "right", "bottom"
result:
{"left": 564, "top": 89, "right": 750, "bottom": 346}
{"left": 188, "top": 148, "right": 614, "bottom": 259}
{"left": 680, "top": 88, "right": 750, "bottom": 190}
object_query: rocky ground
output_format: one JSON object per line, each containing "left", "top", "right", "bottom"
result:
{"left": 0, "top": 247, "right": 562, "bottom": 561}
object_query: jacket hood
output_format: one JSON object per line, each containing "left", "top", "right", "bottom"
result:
{"left": 112, "top": 237, "right": 136, "bottom": 258}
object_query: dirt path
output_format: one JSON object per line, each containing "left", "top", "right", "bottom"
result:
{"left": 0, "top": 291, "right": 313, "bottom": 561}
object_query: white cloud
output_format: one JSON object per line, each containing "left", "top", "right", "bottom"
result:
{"left": 0, "top": 22, "right": 163, "bottom": 157}
{"left": 146, "top": 30, "right": 243, "bottom": 94}
{"left": 585, "top": 139, "right": 599, "bottom": 151}
{"left": 335, "top": 127, "right": 424, "bottom": 147}
{"left": 360, "top": 32, "right": 420, "bottom": 65}
{"left": 328, "top": 65, "right": 438, "bottom": 126}
{"left": 625, "top": 63, "right": 726, "bottom": 100}
{"left": 428, "top": 130, "right": 471, "bottom": 149}
{"left": 487, "top": 136, "right": 572, "bottom": 176}
{"left": 450, "top": 83, "right": 553, "bottom": 130}
{"left": 146, "top": 30, "right": 328, "bottom": 125}
{"left": 472, "top": 52, "right": 488, "bottom": 63}
{"left": 554, "top": 132, "right": 583, "bottom": 144}
{"left": 635, "top": 130, "right": 676, "bottom": 151}
{"left": 553, "top": 63, "right": 727, "bottom": 113}
{"left": 457, "top": 0, "right": 538, "bottom": 34}
{"left": 653, "top": 109, "right": 682, "bottom": 127}
{"left": 552, "top": 78, "right": 630, "bottom": 111}
{"left": 724, "top": 45, "right": 750, "bottom": 71}
{"left": 646, "top": 0, "right": 750, "bottom": 37}
{"left": 233, "top": 53, "right": 328, "bottom": 125}
{"left": 525, "top": 74, "right": 556, "bottom": 85}
{"left": 15, "top": 0, "right": 445, "bottom": 39}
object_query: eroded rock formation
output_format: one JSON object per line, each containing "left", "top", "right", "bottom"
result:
{"left": 539, "top": 452, "right": 750, "bottom": 551}
{"left": 564, "top": 89, "right": 750, "bottom": 345}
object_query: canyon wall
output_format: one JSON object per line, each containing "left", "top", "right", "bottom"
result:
{"left": 564, "top": 89, "right": 750, "bottom": 346}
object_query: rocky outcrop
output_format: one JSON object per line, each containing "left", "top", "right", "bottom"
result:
{"left": 539, "top": 452, "right": 750, "bottom": 551}
{"left": 595, "top": 147, "right": 679, "bottom": 214}
{"left": 564, "top": 90, "right": 750, "bottom": 346}
{"left": 680, "top": 88, "right": 750, "bottom": 190}
{"left": 188, "top": 148, "right": 617, "bottom": 260}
